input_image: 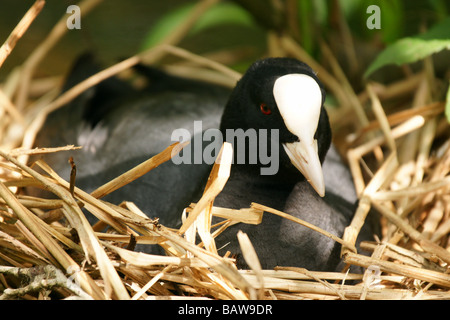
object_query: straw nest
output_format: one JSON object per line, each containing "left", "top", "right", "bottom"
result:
{"left": 0, "top": 0, "right": 449, "bottom": 300}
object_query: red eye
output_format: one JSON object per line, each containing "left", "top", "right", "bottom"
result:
{"left": 260, "top": 103, "right": 272, "bottom": 115}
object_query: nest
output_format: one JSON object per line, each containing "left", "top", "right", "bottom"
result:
{"left": 0, "top": 0, "right": 449, "bottom": 300}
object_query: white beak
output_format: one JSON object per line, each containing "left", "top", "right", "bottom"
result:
{"left": 273, "top": 73, "right": 325, "bottom": 197}
{"left": 282, "top": 140, "right": 325, "bottom": 197}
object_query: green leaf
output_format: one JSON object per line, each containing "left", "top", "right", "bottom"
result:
{"left": 190, "top": 2, "right": 256, "bottom": 33}
{"left": 141, "top": 2, "right": 256, "bottom": 50}
{"left": 141, "top": 4, "right": 194, "bottom": 49}
{"left": 364, "top": 17, "right": 450, "bottom": 78}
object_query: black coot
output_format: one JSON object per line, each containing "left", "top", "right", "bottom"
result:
{"left": 34, "top": 55, "right": 377, "bottom": 271}
{"left": 209, "top": 58, "right": 376, "bottom": 270}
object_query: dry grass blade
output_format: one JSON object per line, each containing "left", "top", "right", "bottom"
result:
{"left": 104, "top": 243, "right": 208, "bottom": 268}
{"left": 320, "top": 40, "right": 369, "bottom": 128}
{"left": 344, "top": 252, "right": 450, "bottom": 288}
{"left": 9, "top": 145, "right": 81, "bottom": 157}
{"left": 35, "top": 159, "right": 141, "bottom": 234}
{"left": 366, "top": 83, "right": 396, "bottom": 152}
{"left": 131, "top": 265, "right": 172, "bottom": 300}
{"left": 251, "top": 203, "right": 357, "bottom": 252}
{"left": 187, "top": 204, "right": 263, "bottom": 225}
{"left": 0, "top": 89, "right": 24, "bottom": 124}
{"left": 360, "top": 101, "right": 444, "bottom": 134}
{"left": 0, "top": 180, "right": 106, "bottom": 299}
{"left": 91, "top": 141, "right": 189, "bottom": 199}
{"left": 61, "top": 201, "right": 130, "bottom": 299}
{"left": 341, "top": 196, "right": 372, "bottom": 257}
{"left": 0, "top": 0, "right": 45, "bottom": 68}
{"left": 14, "top": 0, "right": 103, "bottom": 111}
{"left": 279, "top": 267, "right": 348, "bottom": 300}
{"left": 178, "top": 142, "right": 233, "bottom": 235}
{"left": 140, "top": 0, "right": 220, "bottom": 63}
{"left": 160, "top": 45, "right": 242, "bottom": 82}
{"left": 370, "top": 176, "right": 450, "bottom": 201}
{"left": 242, "top": 272, "right": 450, "bottom": 299}
{"left": 371, "top": 202, "right": 450, "bottom": 265}
{"left": 237, "top": 231, "right": 264, "bottom": 299}
{"left": 0, "top": 230, "right": 48, "bottom": 264}
{"left": 154, "top": 226, "right": 253, "bottom": 299}
{"left": 0, "top": 149, "right": 129, "bottom": 299}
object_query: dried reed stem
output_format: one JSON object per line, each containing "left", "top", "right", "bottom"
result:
{"left": 371, "top": 202, "right": 450, "bottom": 265}
{"left": 0, "top": 149, "right": 128, "bottom": 299}
{"left": 252, "top": 203, "right": 357, "bottom": 252}
{"left": 320, "top": 40, "right": 369, "bottom": 127}
{"left": 344, "top": 252, "right": 450, "bottom": 288}
{"left": 0, "top": 180, "right": 106, "bottom": 299}
{"left": 91, "top": 142, "right": 188, "bottom": 199}
{"left": 14, "top": 0, "right": 103, "bottom": 111}
{"left": 178, "top": 143, "right": 233, "bottom": 235}
{"left": 0, "top": 0, "right": 45, "bottom": 68}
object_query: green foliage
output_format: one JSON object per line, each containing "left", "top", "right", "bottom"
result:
{"left": 364, "top": 17, "right": 450, "bottom": 122}
{"left": 364, "top": 16, "right": 450, "bottom": 74}
{"left": 365, "top": 37, "right": 450, "bottom": 78}
{"left": 141, "top": 2, "right": 257, "bottom": 50}
{"left": 141, "top": 4, "right": 192, "bottom": 49}
{"left": 429, "top": 0, "right": 449, "bottom": 20}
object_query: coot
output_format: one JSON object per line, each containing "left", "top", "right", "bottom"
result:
{"left": 207, "top": 58, "right": 375, "bottom": 270}
{"left": 34, "top": 55, "right": 377, "bottom": 271}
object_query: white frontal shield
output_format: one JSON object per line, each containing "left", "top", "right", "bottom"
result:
{"left": 273, "top": 74, "right": 325, "bottom": 197}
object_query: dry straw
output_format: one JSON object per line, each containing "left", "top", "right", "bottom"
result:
{"left": 0, "top": 0, "right": 449, "bottom": 300}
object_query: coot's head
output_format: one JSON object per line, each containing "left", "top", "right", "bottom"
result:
{"left": 220, "top": 57, "right": 331, "bottom": 196}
